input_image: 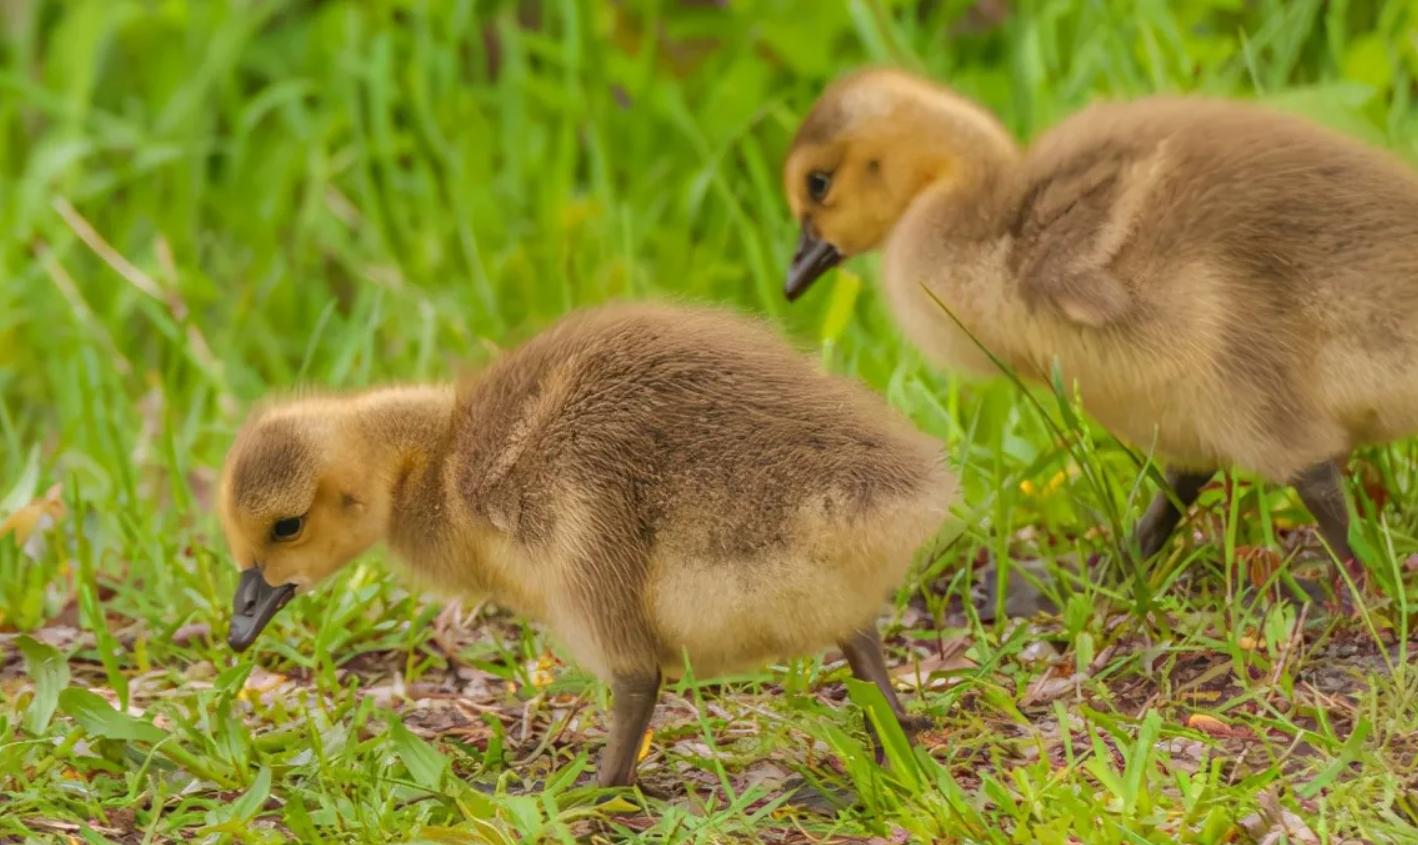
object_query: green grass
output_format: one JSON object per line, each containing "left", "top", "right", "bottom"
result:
{"left": 3, "top": 0, "right": 1418, "bottom": 842}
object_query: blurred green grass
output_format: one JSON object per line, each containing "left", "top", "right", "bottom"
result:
{"left": 3, "top": 0, "right": 1418, "bottom": 842}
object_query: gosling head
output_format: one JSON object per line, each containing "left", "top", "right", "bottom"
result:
{"left": 217, "top": 401, "right": 390, "bottom": 652}
{"left": 782, "top": 66, "right": 1019, "bottom": 301}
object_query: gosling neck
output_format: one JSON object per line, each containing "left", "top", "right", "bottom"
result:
{"left": 898, "top": 115, "right": 1020, "bottom": 250}
{"left": 346, "top": 384, "right": 457, "bottom": 493}
{"left": 880, "top": 114, "right": 1023, "bottom": 377}
{"left": 931, "top": 138, "right": 1020, "bottom": 224}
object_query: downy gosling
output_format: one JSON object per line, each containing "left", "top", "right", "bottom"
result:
{"left": 782, "top": 66, "right": 1418, "bottom": 611}
{"left": 218, "top": 301, "right": 955, "bottom": 787}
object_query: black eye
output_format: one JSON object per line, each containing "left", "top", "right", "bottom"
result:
{"left": 807, "top": 170, "right": 831, "bottom": 202}
{"left": 271, "top": 516, "right": 304, "bottom": 542}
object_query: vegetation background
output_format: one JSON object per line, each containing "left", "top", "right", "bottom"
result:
{"left": 2, "top": 0, "right": 1417, "bottom": 842}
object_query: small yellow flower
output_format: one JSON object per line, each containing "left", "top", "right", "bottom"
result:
{"left": 1020, "top": 471, "right": 1067, "bottom": 497}
{"left": 636, "top": 728, "right": 654, "bottom": 762}
{"left": 529, "top": 652, "right": 559, "bottom": 688}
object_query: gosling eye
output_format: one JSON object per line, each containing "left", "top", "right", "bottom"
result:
{"left": 271, "top": 516, "right": 304, "bottom": 543}
{"left": 806, "top": 170, "right": 832, "bottom": 202}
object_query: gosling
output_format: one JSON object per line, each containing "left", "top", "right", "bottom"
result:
{"left": 781, "top": 66, "right": 1418, "bottom": 611}
{"left": 218, "top": 300, "right": 955, "bottom": 787}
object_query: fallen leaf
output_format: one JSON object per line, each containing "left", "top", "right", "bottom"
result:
{"left": 1179, "top": 690, "right": 1222, "bottom": 703}
{"left": 187, "top": 467, "right": 219, "bottom": 513}
{"left": 237, "top": 666, "right": 291, "bottom": 705}
{"left": 740, "top": 761, "right": 787, "bottom": 793}
{"left": 950, "top": 0, "right": 1011, "bottom": 35}
{"left": 636, "top": 728, "right": 654, "bottom": 762}
{"left": 892, "top": 637, "right": 976, "bottom": 690}
{"left": 1349, "top": 457, "right": 1390, "bottom": 512}
{"left": 596, "top": 795, "right": 641, "bottom": 814}
{"left": 1243, "top": 787, "right": 1320, "bottom": 845}
{"left": 1085, "top": 644, "right": 1119, "bottom": 676}
{"left": 0, "top": 482, "right": 65, "bottom": 551}
{"left": 1186, "top": 713, "right": 1253, "bottom": 739}
{"left": 1018, "top": 639, "right": 1060, "bottom": 664}
{"left": 2, "top": 626, "right": 89, "bottom": 651}
{"left": 1238, "top": 546, "right": 1283, "bottom": 591}
{"left": 25, "top": 821, "right": 120, "bottom": 837}
{"left": 362, "top": 677, "right": 407, "bottom": 710}
{"left": 671, "top": 740, "right": 731, "bottom": 760}
{"left": 1021, "top": 673, "right": 1083, "bottom": 706}
{"left": 914, "top": 728, "right": 953, "bottom": 750}
{"left": 246, "top": 666, "right": 288, "bottom": 692}
{"left": 171, "top": 623, "right": 211, "bottom": 646}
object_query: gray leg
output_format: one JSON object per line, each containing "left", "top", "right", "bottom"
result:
{"left": 1134, "top": 469, "right": 1216, "bottom": 560}
{"left": 839, "top": 627, "right": 930, "bottom": 754}
{"left": 1291, "top": 461, "right": 1363, "bottom": 614}
{"left": 597, "top": 670, "right": 660, "bottom": 788}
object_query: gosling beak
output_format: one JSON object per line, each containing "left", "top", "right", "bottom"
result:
{"left": 228, "top": 567, "right": 296, "bottom": 652}
{"left": 785, "top": 226, "right": 843, "bottom": 302}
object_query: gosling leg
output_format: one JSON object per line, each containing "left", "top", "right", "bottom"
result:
{"left": 597, "top": 670, "right": 661, "bottom": 788}
{"left": 1291, "top": 461, "right": 1364, "bottom": 616}
{"left": 839, "top": 627, "right": 929, "bottom": 761}
{"left": 1133, "top": 468, "right": 1215, "bottom": 560}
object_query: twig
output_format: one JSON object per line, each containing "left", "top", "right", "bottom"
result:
{"left": 52, "top": 196, "right": 164, "bottom": 301}
{"left": 33, "top": 239, "right": 133, "bottom": 376}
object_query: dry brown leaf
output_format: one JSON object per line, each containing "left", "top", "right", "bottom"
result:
{"left": 362, "top": 678, "right": 407, "bottom": 710}
{"left": 0, "top": 482, "right": 65, "bottom": 549}
{"left": 171, "top": 623, "right": 211, "bottom": 646}
{"left": 1179, "top": 690, "right": 1223, "bottom": 703}
{"left": 740, "top": 761, "right": 788, "bottom": 793}
{"left": 1240, "top": 787, "right": 1320, "bottom": 845}
{"left": 892, "top": 637, "right": 975, "bottom": 690}
{"left": 1349, "top": 456, "right": 1390, "bottom": 512}
{"left": 1021, "top": 673, "right": 1083, "bottom": 706}
{"left": 187, "top": 467, "right": 219, "bottom": 514}
{"left": 1157, "top": 736, "right": 1208, "bottom": 775}
{"left": 1018, "top": 639, "right": 1060, "bottom": 665}
{"left": 1186, "top": 713, "right": 1253, "bottom": 739}
{"left": 237, "top": 666, "right": 293, "bottom": 707}
{"left": 670, "top": 740, "right": 732, "bottom": 761}
{"left": 1238, "top": 546, "right": 1283, "bottom": 591}
{"left": 1086, "top": 644, "right": 1119, "bottom": 676}
{"left": 21, "top": 820, "right": 121, "bottom": 837}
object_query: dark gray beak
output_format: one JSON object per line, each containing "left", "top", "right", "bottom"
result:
{"left": 228, "top": 567, "right": 296, "bottom": 652}
{"left": 785, "top": 226, "right": 843, "bottom": 302}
